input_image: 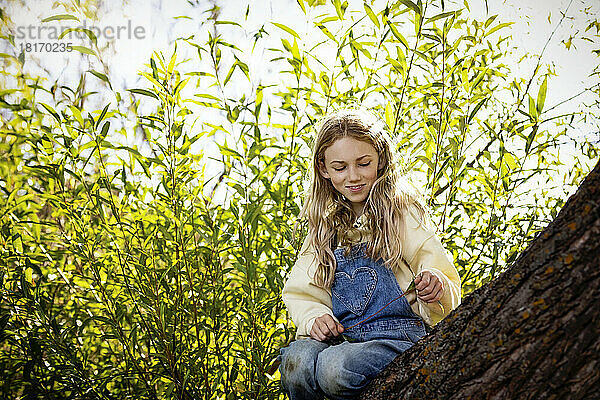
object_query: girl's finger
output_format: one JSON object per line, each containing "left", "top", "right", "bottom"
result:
{"left": 415, "top": 272, "right": 430, "bottom": 290}
{"left": 428, "top": 286, "right": 442, "bottom": 302}
{"left": 421, "top": 282, "right": 443, "bottom": 302}
{"left": 312, "top": 324, "right": 327, "bottom": 341}
{"left": 323, "top": 317, "right": 340, "bottom": 337}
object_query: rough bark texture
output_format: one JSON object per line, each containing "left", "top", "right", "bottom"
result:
{"left": 360, "top": 161, "right": 600, "bottom": 400}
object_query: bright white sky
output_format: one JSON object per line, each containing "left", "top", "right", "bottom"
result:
{"left": 3, "top": 0, "right": 598, "bottom": 110}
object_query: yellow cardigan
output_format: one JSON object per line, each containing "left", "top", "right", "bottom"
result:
{"left": 282, "top": 207, "right": 462, "bottom": 339}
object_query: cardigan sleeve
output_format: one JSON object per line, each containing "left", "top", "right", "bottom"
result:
{"left": 282, "top": 235, "right": 338, "bottom": 339}
{"left": 403, "top": 206, "right": 462, "bottom": 325}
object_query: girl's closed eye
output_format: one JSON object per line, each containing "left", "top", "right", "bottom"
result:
{"left": 333, "top": 162, "right": 371, "bottom": 172}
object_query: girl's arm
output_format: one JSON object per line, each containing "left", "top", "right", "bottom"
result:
{"left": 404, "top": 206, "right": 462, "bottom": 325}
{"left": 282, "top": 235, "right": 339, "bottom": 338}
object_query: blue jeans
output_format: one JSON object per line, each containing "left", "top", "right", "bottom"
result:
{"left": 279, "top": 337, "right": 415, "bottom": 400}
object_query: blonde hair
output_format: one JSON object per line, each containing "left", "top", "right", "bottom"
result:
{"left": 295, "top": 108, "right": 428, "bottom": 288}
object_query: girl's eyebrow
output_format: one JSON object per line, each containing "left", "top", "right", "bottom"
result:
{"left": 330, "top": 155, "right": 373, "bottom": 164}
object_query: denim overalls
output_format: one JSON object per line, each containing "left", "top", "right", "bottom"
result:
{"left": 332, "top": 242, "right": 426, "bottom": 342}
{"left": 279, "top": 241, "right": 427, "bottom": 400}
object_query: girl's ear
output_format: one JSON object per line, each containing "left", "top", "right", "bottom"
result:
{"left": 318, "top": 160, "right": 330, "bottom": 179}
{"left": 377, "top": 155, "right": 385, "bottom": 171}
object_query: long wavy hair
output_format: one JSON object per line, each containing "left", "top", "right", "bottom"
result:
{"left": 296, "top": 108, "right": 429, "bottom": 288}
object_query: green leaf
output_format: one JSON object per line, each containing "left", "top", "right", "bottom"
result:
{"left": 96, "top": 104, "right": 109, "bottom": 128}
{"left": 364, "top": 3, "right": 380, "bottom": 28}
{"left": 215, "top": 20, "right": 242, "bottom": 27}
{"left": 58, "top": 28, "right": 97, "bottom": 44}
{"left": 297, "top": 0, "right": 307, "bottom": 13}
{"left": 88, "top": 70, "right": 112, "bottom": 89}
{"left": 385, "top": 102, "right": 395, "bottom": 131}
{"left": 99, "top": 121, "right": 110, "bottom": 140}
{"left": 484, "top": 22, "right": 513, "bottom": 37}
{"left": 386, "top": 56, "right": 405, "bottom": 78}
{"left": 468, "top": 97, "right": 487, "bottom": 124}
{"left": 40, "top": 103, "right": 61, "bottom": 123}
{"left": 536, "top": 76, "right": 548, "bottom": 114}
{"left": 25, "top": 267, "right": 34, "bottom": 286}
{"left": 528, "top": 95, "right": 538, "bottom": 120}
{"left": 195, "top": 93, "right": 221, "bottom": 102}
{"left": 71, "top": 45, "right": 96, "bottom": 56}
{"left": 69, "top": 105, "right": 84, "bottom": 126}
{"left": 316, "top": 24, "right": 337, "bottom": 42}
{"left": 397, "top": 0, "right": 421, "bottom": 15}
{"left": 41, "top": 14, "right": 79, "bottom": 22}
{"left": 387, "top": 22, "right": 409, "bottom": 48}
{"left": 425, "top": 11, "right": 458, "bottom": 25}
{"left": 470, "top": 68, "right": 488, "bottom": 92}
{"left": 271, "top": 22, "right": 301, "bottom": 39}
{"left": 128, "top": 88, "right": 159, "bottom": 100}
{"left": 333, "top": 0, "right": 348, "bottom": 19}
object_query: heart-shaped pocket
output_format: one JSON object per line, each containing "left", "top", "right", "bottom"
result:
{"left": 332, "top": 267, "right": 377, "bottom": 316}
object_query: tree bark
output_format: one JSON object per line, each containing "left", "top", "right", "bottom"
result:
{"left": 360, "top": 160, "right": 600, "bottom": 400}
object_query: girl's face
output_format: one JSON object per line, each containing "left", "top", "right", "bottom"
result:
{"left": 319, "top": 137, "right": 380, "bottom": 216}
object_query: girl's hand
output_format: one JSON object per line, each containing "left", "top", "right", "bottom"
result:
{"left": 415, "top": 271, "right": 444, "bottom": 303}
{"left": 310, "top": 314, "right": 344, "bottom": 342}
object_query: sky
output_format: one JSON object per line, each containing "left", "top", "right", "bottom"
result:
{"left": 3, "top": 0, "right": 598, "bottom": 108}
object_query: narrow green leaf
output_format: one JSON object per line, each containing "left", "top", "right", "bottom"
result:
{"left": 387, "top": 22, "right": 409, "bottom": 48}
{"left": 88, "top": 70, "right": 112, "bottom": 89}
{"left": 71, "top": 45, "right": 96, "bottom": 56}
{"left": 468, "top": 97, "right": 487, "bottom": 123}
{"left": 484, "top": 22, "right": 513, "bottom": 37}
{"left": 40, "top": 103, "right": 61, "bottom": 123}
{"left": 385, "top": 102, "right": 394, "bottom": 131}
{"left": 528, "top": 95, "right": 537, "bottom": 120}
{"left": 333, "top": 0, "right": 347, "bottom": 19}
{"left": 364, "top": 3, "right": 380, "bottom": 28}
{"left": 128, "top": 88, "right": 159, "bottom": 100}
{"left": 316, "top": 24, "right": 337, "bottom": 42}
{"left": 536, "top": 76, "right": 548, "bottom": 114}
{"left": 195, "top": 93, "right": 221, "bottom": 102}
{"left": 425, "top": 11, "right": 458, "bottom": 25}
{"left": 96, "top": 104, "right": 109, "bottom": 128}
{"left": 99, "top": 121, "right": 110, "bottom": 140}
{"left": 470, "top": 68, "right": 488, "bottom": 92}
{"left": 215, "top": 20, "right": 242, "bottom": 27}
{"left": 58, "top": 28, "right": 97, "bottom": 44}
{"left": 297, "top": 0, "right": 307, "bottom": 13}
{"left": 41, "top": 14, "right": 79, "bottom": 22}
{"left": 397, "top": 0, "right": 421, "bottom": 15}
{"left": 69, "top": 105, "right": 84, "bottom": 126}
{"left": 272, "top": 22, "right": 301, "bottom": 39}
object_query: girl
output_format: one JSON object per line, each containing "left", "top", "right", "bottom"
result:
{"left": 278, "top": 109, "right": 461, "bottom": 400}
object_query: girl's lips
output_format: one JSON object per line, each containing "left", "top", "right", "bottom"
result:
{"left": 347, "top": 184, "right": 365, "bottom": 192}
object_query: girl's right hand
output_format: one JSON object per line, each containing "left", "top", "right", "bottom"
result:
{"left": 310, "top": 314, "right": 345, "bottom": 342}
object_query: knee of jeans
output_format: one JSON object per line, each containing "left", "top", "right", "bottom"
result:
{"left": 315, "top": 347, "right": 367, "bottom": 397}
{"left": 279, "top": 339, "right": 324, "bottom": 382}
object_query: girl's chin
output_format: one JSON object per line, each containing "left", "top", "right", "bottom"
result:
{"left": 345, "top": 195, "right": 367, "bottom": 204}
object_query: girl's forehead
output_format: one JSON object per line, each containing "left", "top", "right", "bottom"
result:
{"left": 324, "top": 137, "right": 378, "bottom": 159}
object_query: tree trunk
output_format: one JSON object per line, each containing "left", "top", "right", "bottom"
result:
{"left": 360, "top": 160, "right": 600, "bottom": 400}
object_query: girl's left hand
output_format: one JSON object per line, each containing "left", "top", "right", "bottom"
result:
{"left": 415, "top": 271, "right": 444, "bottom": 303}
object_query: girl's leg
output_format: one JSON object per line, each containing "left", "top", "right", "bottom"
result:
{"left": 279, "top": 338, "right": 329, "bottom": 400}
{"left": 315, "top": 339, "right": 413, "bottom": 400}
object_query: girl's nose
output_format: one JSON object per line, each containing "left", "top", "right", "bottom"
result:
{"left": 348, "top": 166, "right": 360, "bottom": 181}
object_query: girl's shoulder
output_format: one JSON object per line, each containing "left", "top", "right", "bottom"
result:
{"left": 402, "top": 202, "right": 433, "bottom": 231}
